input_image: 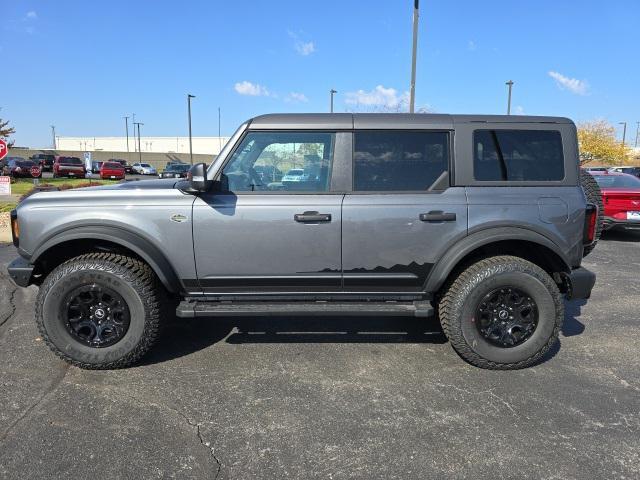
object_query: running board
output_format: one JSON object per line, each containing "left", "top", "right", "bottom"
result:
{"left": 176, "top": 300, "right": 434, "bottom": 318}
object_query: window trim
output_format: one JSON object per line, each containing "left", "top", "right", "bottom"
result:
{"left": 214, "top": 129, "right": 345, "bottom": 195}
{"left": 350, "top": 129, "right": 453, "bottom": 194}
{"left": 472, "top": 128, "right": 567, "bottom": 183}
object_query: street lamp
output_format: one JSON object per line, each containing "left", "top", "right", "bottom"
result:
{"left": 619, "top": 121, "right": 627, "bottom": 165}
{"left": 133, "top": 122, "right": 144, "bottom": 163}
{"left": 123, "top": 116, "right": 130, "bottom": 163}
{"left": 506, "top": 80, "right": 514, "bottom": 115}
{"left": 329, "top": 89, "right": 337, "bottom": 113}
{"left": 635, "top": 121, "right": 639, "bottom": 148}
{"left": 187, "top": 94, "right": 195, "bottom": 164}
{"left": 409, "top": 0, "right": 419, "bottom": 113}
{"left": 50, "top": 125, "right": 56, "bottom": 149}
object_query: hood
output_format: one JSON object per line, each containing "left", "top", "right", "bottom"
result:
{"left": 85, "top": 178, "right": 177, "bottom": 190}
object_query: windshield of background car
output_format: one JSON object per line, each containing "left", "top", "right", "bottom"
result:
{"left": 141, "top": 164, "right": 151, "bottom": 168}
{"left": 594, "top": 174, "right": 640, "bottom": 188}
{"left": 17, "top": 160, "right": 36, "bottom": 167}
{"left": 62, "top": 157, "right": 83, "bottom": 165}
{"left": 104, "top": 163, "right": 122, "bottom": 169}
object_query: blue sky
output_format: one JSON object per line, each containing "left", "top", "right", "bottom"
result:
{"left": 2, "top": 0, "right": 639, "bottom": 147}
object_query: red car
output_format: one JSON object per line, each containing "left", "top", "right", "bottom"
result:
{"left": 99, "top": 161, "right": 126, "bottom": 180}
{"left": 1, "top": 157, "right": 42, "bottom": 178}
{"left": 53, "top": 156, "right": 86, "bottom": 178}
{"left": 591, "top": 171, "right": 640, "bottom": 231}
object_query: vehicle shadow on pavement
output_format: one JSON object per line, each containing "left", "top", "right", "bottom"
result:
{"left": 601, "top": 230, "right": 640, "bottom": 242}
{"left": 562, "top": 299, "right": 587, "bottom": 337}
{"left": 141, "top": 316, "right": 447, "bottom": 365}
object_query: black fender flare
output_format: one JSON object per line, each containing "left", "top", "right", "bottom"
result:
{"left": 424, "top": 226, "right": 571, "bottom": 293}
{"left": 30, "top": 225, "right": 182, "bottom": 293}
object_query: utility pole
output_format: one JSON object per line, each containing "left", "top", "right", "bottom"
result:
{"left": 187, "top": 94, "right": 195, "bottom": 164}
{"left": 409, "top": 0, "right": 419, "bottom": 113}
{"left": 635, "top": 121, "right": 639, "bottom": 148}
{"left": 218, "top": 107, "right": 222, "bottom": 153}
{"left": 123, "top": 116, "right": 130, "bottom": 163}
{"left": 132, "top": 113, "right": 136, "bottom": 152}
{"left": 506, "top": 80, "right": 514, "bottom": 115}
{"left": 134, "top": 122, "right": 143, "bottom": 163}
{"left": 620, "top": 121, "right": 627, "bottom": 165}
{"left": 329, "top": 89, "right": 337, "bottom": 113}
{"left": 50, "top": 125, "right": 56, "bottom": 149}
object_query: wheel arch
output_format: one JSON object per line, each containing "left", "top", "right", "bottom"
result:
{"left": 425, "top": 227, "right": 571, "bottom": 294}
{"left": 30, "top": 226, "right": 182, "bottom": 293}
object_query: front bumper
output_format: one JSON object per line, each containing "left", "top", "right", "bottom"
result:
{"left": 7, "top": 257, "right": 35, "bottom": 288}
{"left": 566, "top": 267, "right": 596, "bottom": 300}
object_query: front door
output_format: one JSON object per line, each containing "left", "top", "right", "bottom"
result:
{"left": 192, "top": 131, "right": 344, "bottom": 294}
{"left": 341, "top": 130, "right": 467, "bottom": 293}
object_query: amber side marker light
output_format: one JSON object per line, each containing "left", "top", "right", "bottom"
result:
{"left": 10, "top": 210, "right": 19, "bottom": 247}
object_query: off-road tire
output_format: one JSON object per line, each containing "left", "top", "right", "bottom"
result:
{"left": 36, "top": 253, "right": 162, "bottom": 369}
{"left": 438, "top": 255, "right": 563, "bottom": 370}
{"left": 580, "top": 169, "right": 604, "bottom": 256}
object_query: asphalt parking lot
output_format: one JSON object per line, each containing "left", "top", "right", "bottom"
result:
{"left": 1, "top": 232, "right": 639, "bottom": 479}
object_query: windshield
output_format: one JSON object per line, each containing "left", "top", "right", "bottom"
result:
{"left": 17, "top": 160, "right": 35, "bottom": 167}
{"left": 286, "top": 169, "right": 305, "bottom": 176}
{"left": 61, "top": 157, "right": 83, "bottom": 165}
{"left": 103, "top": 162, "right": 121, "bottom": 168}
{"left": 594, "top": 174, "right": 640, "bottom": 188}
{"left": 141, "top": 163, "right": 151, "bottom": 168}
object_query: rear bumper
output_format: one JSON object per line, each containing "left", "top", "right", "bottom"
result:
{"left": 603, "top": 216, "right": 640, "bottom": 231}
{"left": 566, "top": 267, "right": 596, "bottom": 300}
{"left": 7, "top": 257, "right": 35, "bottom": 288}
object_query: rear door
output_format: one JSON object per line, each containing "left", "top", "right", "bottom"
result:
{"left": 192, "top": 130, "right": 348, "bottom": 294}
{"left": 341, "top": 130, "right": 468, "bottom": 293}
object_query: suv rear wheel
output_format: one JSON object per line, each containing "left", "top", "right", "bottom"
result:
{"left": 36, "top": 253, "right": 162, "bottom": 369}
{"left": 438, "top": 255, "right": 563, "bottom": 369}
{"left": 580, "top": 169, "right": 604, "bottom": 256}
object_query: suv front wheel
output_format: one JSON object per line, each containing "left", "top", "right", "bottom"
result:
{"left": 438, "top": 256, "right": 563, "bottom": 369}
{"left": 36, "top": 253, "right": 162, "bottom": 369}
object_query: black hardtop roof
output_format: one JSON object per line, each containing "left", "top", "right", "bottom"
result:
{"left": 247, "top": 113, "right": 573, "bottom": 130}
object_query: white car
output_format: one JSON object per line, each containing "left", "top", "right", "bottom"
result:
{"left": 281, "top": 168, "right": 309, "bottom": 183}
{"left": 132, "top": 163, "right": 157, "bottom": 175}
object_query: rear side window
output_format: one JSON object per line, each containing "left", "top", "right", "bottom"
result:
{"left": 353, "top": 131, "right": 449, "bottom": 191}
{"left": 474, "top": 130, "right": 564, "bottom": 181}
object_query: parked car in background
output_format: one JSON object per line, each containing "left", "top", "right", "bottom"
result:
{"left": 91, "top": 161, "right": 103, "bottom": 174}
{"left": 608, "top": 166, "right": 640, "bottom": 178}
{"left": 30, "top": 153, "right": 56, "bottom": 172}
{"left": 281, "top": 168, "right": 309, "bottom": 184}
{"left": 160, "top": 163, "right": 191, "bottom": 178}
{"left": 53, "top": 156, "right": 86, "bottom": 178}
{"left": 99, "top": 161, "right": 126, "bottom": 180}
{"left": 111, "top": 159, "right": 133, "bottom": 174}
{"left": 131, "top": 163, "right": 157, "bottom": 175}
{"left": 2, "top": 157, "right": 42, "bottom": 178}
{"left": 254, "top": 164, "right": 283, "bottom": 183}
{"left": 591, "top": 171, "right": 640, "bottom": 231}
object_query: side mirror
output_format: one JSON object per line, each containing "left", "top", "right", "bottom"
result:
{"left": 186, "top": 163, "right": 212, "bottom": 193}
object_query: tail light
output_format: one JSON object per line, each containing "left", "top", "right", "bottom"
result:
{"left": 583, "top": 204, "right": 597, "bottom": 245}
{"left": 10, "top": 210, "right": 19, "bottom": 247}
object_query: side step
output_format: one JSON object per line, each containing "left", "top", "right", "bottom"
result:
{"left": 176, "top": 300, "right": 434, "bottom": 319}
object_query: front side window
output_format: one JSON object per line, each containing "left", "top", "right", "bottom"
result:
{"left": 222, "top": 132, "right": 335, "bottom": 192}
{"left": 353, "top": 131, "right": 449, "bottom": 191}
{"left": 474, "top": 130, "right": 565, "bottom": 181}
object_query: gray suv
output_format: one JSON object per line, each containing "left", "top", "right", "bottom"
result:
{"left": 7, "top": 114, "right": 599, "bottom": 370}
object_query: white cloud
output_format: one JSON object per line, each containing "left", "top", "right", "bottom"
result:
{"left": 515, "top": 105, "right": 524, "bottom": 115}
{"left": 288, "top": 30, "right": 316, "bottom": 56}
{"left": 344, "top": 85, "right": 409, "bottom": 108}
{"left": 286, "top": 92, "right": 308, "bottom": 103}
{"left": 234, "top": 81, "right": 270, "bottom": 97}
{"left": 26, "top": 10, "right": 37, "bottom": 20}
{"left": 548, "top": 71, "right": 589, "bottom": 95}
{"left": 468, "top": 40, "right": 476, "bottom": 51}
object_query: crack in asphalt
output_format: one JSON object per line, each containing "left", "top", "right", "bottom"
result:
{"left": 0, "top": 362, "right": 70, "bottom": 444}
{"left": 99, "top": 387, "right": 222, "bottom": 479}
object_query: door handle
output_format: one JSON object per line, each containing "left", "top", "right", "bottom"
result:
{"left": 294, "top": 211, "right": 332, "bottom": 223}
{"left": 419, "top": 211, "right": 457, "bottom": 222}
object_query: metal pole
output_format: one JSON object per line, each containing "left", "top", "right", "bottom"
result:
{"left": 50, "top": 125, "right": 56, "bottom": 149}
{"left": 134, "top": 122, "right": 143, "bottom": 164}
{"left": 218, "top": 107, "right": 222, "bottom": 153}
{"left": 506, "top": 80, "right": 514, "bottom": 115}
{"left": 330, "top": 89, "right": 337, "bottom": 113}
{"left": 187, "top": 94, "right": 195, "bottom": 165}
{"left": 620, "top": 122, "right": 627, "bottom": 165}
{"left": 132, "top": 113, "right": 136, "bottom": 152}
{"left": 409, "top": 0, "right": 419, "bottom": 113}
{"left": 123, "top": 116, "right": 130, "bottom": 163}
{"left": 635, "top": 121, "right": 640, "bottom": 148}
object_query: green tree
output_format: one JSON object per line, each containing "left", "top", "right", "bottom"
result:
{"left": 0, "top": 116, "right": 16, "bottom": 147}
{"left": 578, "top": 120, "right": 630, "bottom": 165}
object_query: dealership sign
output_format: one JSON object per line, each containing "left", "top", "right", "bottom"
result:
{"left": 0, "top": 139, "right": 7, "bottom": 160}
{"left": 0, "top": 176, "right": 10, "bottom": 195}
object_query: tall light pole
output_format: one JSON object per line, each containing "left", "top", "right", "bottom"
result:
{"left": 218, "top": 107, "right": 222, "bottom": 153}
{"left": 506, "top": 80, "right": 514, "bottom": 115}
{"left": 123, "top": 116, "right": 130, "bottom": 162}
{"left": 329, "top": 89, "right": 337, "bottom": 113}
{"left": 50, "top": 125, "right": 56, "bottom": 149}
{"left": 132, "top": 113, "right": 136, "bottom": 152}
{"left": 634, "top": 121, "right": 639, "bottom": 148}
{"left": 409, "top": 0, "right": 419, "bottom": 113}
{"left": 134, "top": 122, "right": 143, "bottom": 163}
{"left": 187, "top": 94, "right": 195, "bottom": 165}
{"left": 619, "top": 121, "right": 627, "bottom": 165}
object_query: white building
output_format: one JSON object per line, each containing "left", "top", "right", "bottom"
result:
{"left": 56, "top": 136, "right": 231, "bottom": 155}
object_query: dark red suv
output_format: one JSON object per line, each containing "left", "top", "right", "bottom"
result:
{"left": 53, "top": 156, "right": 86, "bottom": 178}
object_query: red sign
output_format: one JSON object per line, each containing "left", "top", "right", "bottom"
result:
{"left": 0, "top": 139, "right": 7, "bottom": 160}
{"left": 30, "top": 166, "right": 41, "bottom": 178}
